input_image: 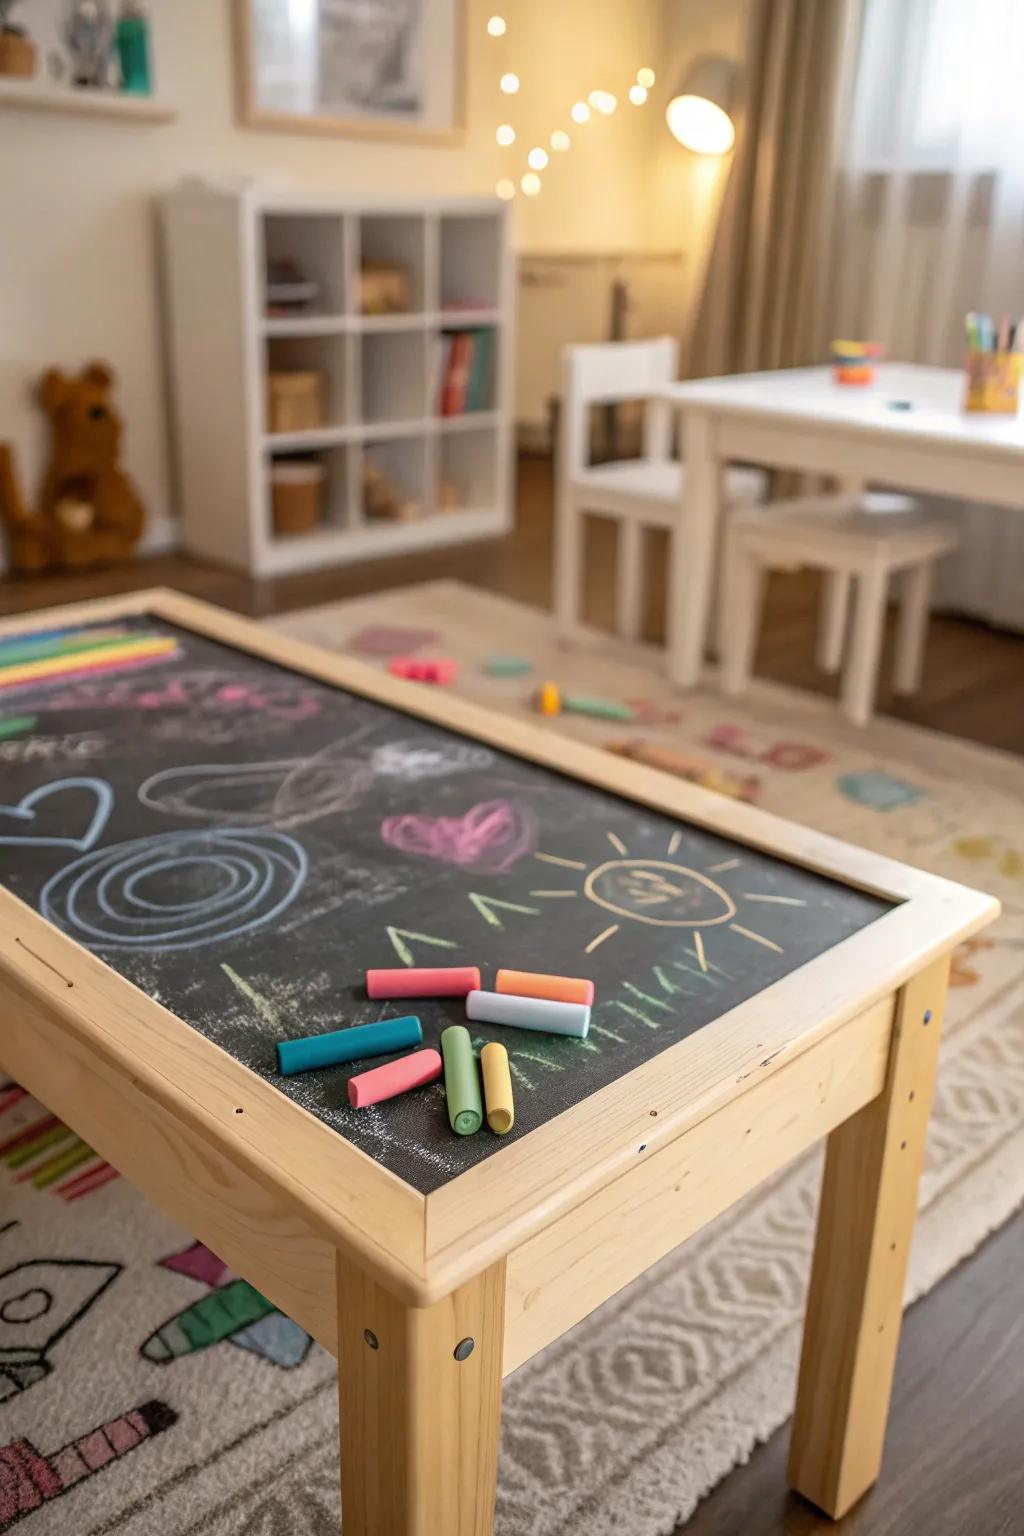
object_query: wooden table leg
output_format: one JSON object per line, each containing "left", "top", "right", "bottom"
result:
{"left": 788, "top": 955, "right": 950, "bottom": 1518}
{"left": 668, "top": 407, "right": 720, "bottom": 689}
{"left": 337, "top": 1253, "right": 506, "bottom": 1535}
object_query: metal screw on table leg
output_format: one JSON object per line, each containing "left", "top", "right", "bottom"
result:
{"left": 454, "top": 1338, "right": 475, "bottom": 1362}
{"left": 363, "top": 1329, "right": 379, "bottom": 1350}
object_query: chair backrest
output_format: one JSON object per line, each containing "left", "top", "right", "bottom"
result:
{"left": 560, "top": 337, "right": 679, "bottom": 477}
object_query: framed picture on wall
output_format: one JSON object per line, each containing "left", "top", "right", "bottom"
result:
{"left": 236, "top": 0, "right": 465, "bottom": 142}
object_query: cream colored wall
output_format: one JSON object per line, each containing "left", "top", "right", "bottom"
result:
{"left": 0, "top": 0, "right": 734, "bottom": 543}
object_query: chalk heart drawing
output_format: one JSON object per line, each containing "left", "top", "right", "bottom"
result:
{"left": 0, "top": 777, "right": 113, "bottom": 852}
{"left": 139, "top": 741, "right": 371, "bottom": 830}
{"left": 381, "top": 799, "right": 537, "bottom": 875}
{"left": 40, "top": 827, "right": 308, "bottom": 952}
{"left": 585, "top": 859, "right": 737, "bottom": 928}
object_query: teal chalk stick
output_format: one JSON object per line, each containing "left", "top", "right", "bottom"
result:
{"left": 440, "top": 1024, "right": 483, "bottom": 1136}
{"left": 466, "top": 989, "right": 591, "bottom": 1039}
{"left": 277, "top": 1016, "right": 422, "bottom": 1075}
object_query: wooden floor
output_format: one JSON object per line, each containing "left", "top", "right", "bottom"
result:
{"left": 2, "top": 455, "right": 1022, "bottom": 1532}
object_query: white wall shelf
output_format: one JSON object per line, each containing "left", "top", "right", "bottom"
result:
{"left": 0, "top": 78, "right": 176, "bottom": 121}
{"left": 162, "top": 183, "right": 513, "bottom": 576}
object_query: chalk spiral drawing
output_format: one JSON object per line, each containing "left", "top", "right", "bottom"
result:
{"left": 0, "top": 778, "right": 113, "bottom": 852}
{"left": 381, "top": 799, "right": 537, "bottom": 875}
{"left": 40, "top": 829, "right": 308, "bottom": 951}
{"left": 370, "top": 738, "right": 494, "bottom": 782}
{"left": 138, "top": 740, "right": 371, "bottom": 829}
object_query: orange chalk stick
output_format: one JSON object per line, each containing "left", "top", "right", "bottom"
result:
{"left": 496, "top": 968, "right": 595, "bottom": 1007}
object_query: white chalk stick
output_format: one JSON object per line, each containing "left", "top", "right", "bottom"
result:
{"left": 466, "top": 989, "right": 590, "bottom": 1039}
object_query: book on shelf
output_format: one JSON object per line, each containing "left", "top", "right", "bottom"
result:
{"left": 437, "top": 328, "right": 495, "bottom": 416}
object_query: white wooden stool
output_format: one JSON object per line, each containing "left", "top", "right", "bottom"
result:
{"left": 721, "top": 494, "right": 959, "bottom": 726}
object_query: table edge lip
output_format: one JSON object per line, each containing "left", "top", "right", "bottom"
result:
{"left": 657, "top": 371, "right": 1024, "bottom": 456}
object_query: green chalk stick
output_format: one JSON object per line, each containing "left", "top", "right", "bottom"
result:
{"left": 485, "top": 655, "right": 532, "bottom": 677}
{"left": 440, "top": 1024, "right": 483, "bottom": 1136}
{"left": 564, "top": 693, "right": 635, "bottom": 721}
{"left": 0, "top": 716, "right": 36, "bottom": 740}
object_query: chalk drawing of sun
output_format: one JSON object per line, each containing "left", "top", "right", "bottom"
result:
{"left": 530, "top": 829, "right": 806, "bottom": 971}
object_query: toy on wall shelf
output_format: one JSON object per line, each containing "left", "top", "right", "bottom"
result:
{"left": 64, "top": 0, "right": 115, "bottom": 88}
{"left": 359, "top": 263, "right": 411, "bottom": 316}
{"left": 363, "top": 456, "right": 421, "bottom": 522}
{"left": 0, "top": 0, "right": 36, "bottom": 76}
{"left": 0, "top": 362, "right": 145, "bottom": 574}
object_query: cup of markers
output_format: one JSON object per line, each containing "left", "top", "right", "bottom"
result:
{"left": 964, "top": 312, "right": 1023, "bottom": 415}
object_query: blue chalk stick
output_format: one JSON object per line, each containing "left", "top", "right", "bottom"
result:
{"left": 466, "top": 990, "right": 590, "bottom": 1039}
{"left": 277, "top": 1016, "right": 422, "bottom": 1075}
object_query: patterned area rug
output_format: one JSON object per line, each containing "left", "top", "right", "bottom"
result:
{"left": 2, "top": 582, "right": 1022, "bottom": 1535}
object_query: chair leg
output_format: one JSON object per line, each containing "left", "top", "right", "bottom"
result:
{"left": 893, "top": 564, "right": 933, "bottom": 696}
{"left": 721, "top": 544, "right": 766, "bottom": 696}
{"left": 553, "top": 493, "right": 584, "bottom": 637}
{"left": 839, "top": 566, "right": 889, "bottom": 726}
{"left": 817, "top": 571, "right": 851, "bottom": 673}
{"left": 615, "top": 519, "right": 645, "bottom": 642}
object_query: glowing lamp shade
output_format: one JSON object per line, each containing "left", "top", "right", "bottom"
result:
{"left": 666, "top": 56, "right": 737, "bottom": 154}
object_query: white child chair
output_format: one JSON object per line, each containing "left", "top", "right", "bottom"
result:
{"left": 720, "top": 494, "right": 959, "bottom": 725}
{"left": 554, "top": 338, "right": 765, "bottom": 641}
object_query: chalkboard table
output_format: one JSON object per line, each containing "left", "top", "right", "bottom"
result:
{"left": 0, "top": 590, "right": 998, "bottom": 1534}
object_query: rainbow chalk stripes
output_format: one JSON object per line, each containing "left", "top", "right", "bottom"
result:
{"left": 0, "top": 623, "right": 179, "bottom": 694}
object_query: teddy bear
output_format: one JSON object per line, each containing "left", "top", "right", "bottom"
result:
{"left": 0, "top": 361, "right": 145, "bottom": 573}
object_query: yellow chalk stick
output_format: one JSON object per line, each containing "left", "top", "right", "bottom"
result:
{"left": 481, "top": 1042, "right": 514, "bottom": 1135}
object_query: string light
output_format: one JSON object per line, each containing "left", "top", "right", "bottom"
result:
{"left": 487, "top": 15, "right": 507, "bottom": 36}
{"left": 495, "top": 68, "right": 652, "bottom": 209}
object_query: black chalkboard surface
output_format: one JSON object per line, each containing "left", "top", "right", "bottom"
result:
{"left": 0, "top": 616, "right": 891, "bottom": 1193}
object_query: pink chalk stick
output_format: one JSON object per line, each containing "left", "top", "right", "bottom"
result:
{"left": 367, "top": 966, "right": 481, "bottom": 1000}
{"left": 387, "top": 657, "right": 458, "bottom": 685}
{"left": 347, "top": 1048, "right": 443, "bottom": 1109}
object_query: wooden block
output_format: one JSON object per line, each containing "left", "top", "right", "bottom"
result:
{"left": 337, "top": 1253, "right": 505, "bottom": 1535}
{"left": 787, "top": 955, "right": 951, "bottom": 1518}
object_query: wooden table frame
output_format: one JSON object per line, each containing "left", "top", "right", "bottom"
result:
{"left": 0, "top": 589, "right": 998, "bottom": 1533}
{"left": 659, "top": 364, "right": 1024, "bottom": 690}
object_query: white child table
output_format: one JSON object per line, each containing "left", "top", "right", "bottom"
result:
{"left": 659, "top": 363, "right": 1024, "bottom": 688}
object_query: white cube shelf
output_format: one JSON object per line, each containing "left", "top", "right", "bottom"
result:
{"left": 161, "top": 182, "right": 514, "bottom": 576}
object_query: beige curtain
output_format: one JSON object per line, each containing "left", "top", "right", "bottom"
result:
{"left": 688, "top": 0, "right": 864, "bottom": 378}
